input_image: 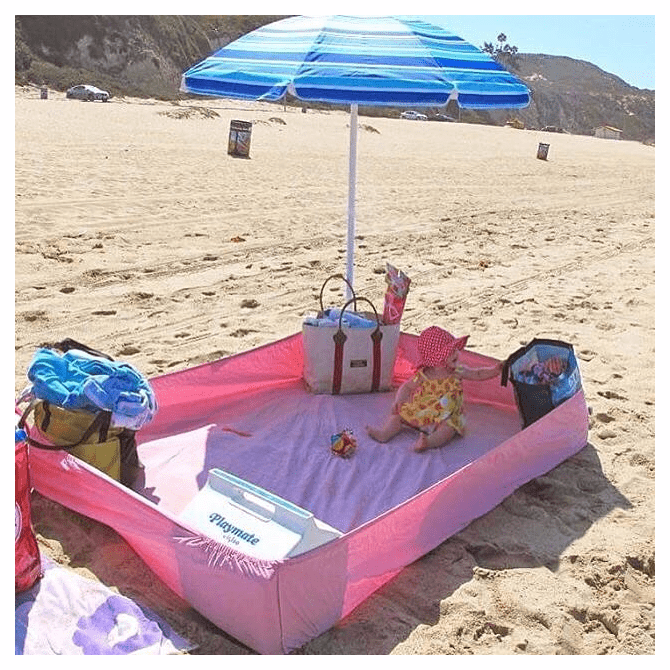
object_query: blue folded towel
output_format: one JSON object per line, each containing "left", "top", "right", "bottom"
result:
{"left": 27, "top": 349, "right": 157, "bottom": 430}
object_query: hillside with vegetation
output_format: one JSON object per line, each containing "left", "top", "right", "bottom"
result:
{"left": 15, "top": 15, "right": 287, "bottom": 99}
{"left": 15, "top": 15, "right": 654, "bottom": 143}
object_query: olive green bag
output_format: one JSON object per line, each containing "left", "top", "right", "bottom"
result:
{"left": 18, "top": 338, "right": 144, "bottom": 487}
{"left": 19, "top": 399, "right": 143, "bottom": 487}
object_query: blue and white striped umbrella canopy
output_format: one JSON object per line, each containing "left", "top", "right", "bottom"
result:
{"left": 181, "top": 15, "right": 531, "bottom": 292}
{"left": 182, "top": 15, "right": 530, "bottom": 109}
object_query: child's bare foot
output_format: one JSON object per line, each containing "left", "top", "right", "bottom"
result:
{"left": 366, "top": 425, "right": 388, "bottom": 443}
{"left": 414, "top": 425, "right": 456, "bottom": 452}
{"left": 413, "top": 433, "right": 431, "bottom": 452}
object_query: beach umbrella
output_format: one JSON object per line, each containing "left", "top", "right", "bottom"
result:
{"left": 181, "top": 15, "right": 531, "bottom": 295}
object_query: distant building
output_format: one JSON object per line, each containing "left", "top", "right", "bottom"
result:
{"left": 595, "top": 125, "right": 622, "bottom": 140}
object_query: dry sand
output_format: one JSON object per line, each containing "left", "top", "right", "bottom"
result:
{"left": 14, "top": 85, "right": 655, "bottom": 654}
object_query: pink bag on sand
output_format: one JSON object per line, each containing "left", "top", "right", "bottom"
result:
{"left": 15, "top": 422, "right": 41, "bottom": 592}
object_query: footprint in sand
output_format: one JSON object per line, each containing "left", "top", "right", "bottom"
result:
{"left": 597, "top": 390, "right": 628, "bottom": 401}
{"left": 626, "top": 553, "right": 655, "bottom": 578}
{"left": 22, "top": 310, "right": 48, "bottom": 322}
{"left": 117, "top": 346, "right": 141, "bottom": 356}
{"left": 629, "top": 452, "right": 653, "bottom": 470}
{"left": 575, "top": 476, "right": 608, "bottom": 494}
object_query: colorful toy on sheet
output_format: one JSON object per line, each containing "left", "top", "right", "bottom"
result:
{"left": 330, "top": 429, "right": 357, "bottom": 458}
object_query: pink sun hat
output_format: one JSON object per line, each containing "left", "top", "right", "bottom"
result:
{"left": 417, "top": 326, "right": 469, "bottom": 368}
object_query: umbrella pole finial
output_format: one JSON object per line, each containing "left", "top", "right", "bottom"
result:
{"left": 346, "top": 103, "right": 358, "bottom": 301}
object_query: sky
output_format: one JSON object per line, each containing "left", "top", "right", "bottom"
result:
{"left": 423, "top": 14, "right": 656, "bottom": 90}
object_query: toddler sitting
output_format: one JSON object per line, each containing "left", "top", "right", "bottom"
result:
{"left": 366, "top": 326, "right": 502, "bottom": 452}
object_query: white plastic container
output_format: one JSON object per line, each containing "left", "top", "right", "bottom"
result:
{"left": 179, "top": 469, "right": 342, "bottom": 561}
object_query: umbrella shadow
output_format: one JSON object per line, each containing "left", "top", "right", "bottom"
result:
{"left": 300, "top": 442, "right": 631, "bottom": 654}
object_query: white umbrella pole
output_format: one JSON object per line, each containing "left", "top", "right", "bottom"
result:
{"left": 345, "top": 103, "right": 358, "bottom": 301}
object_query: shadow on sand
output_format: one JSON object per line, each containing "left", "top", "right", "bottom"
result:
{"left": 299, "top": 442, "right": 631, "bottom": 654}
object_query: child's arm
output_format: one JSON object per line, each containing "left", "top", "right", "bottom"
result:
{"left": 392, "top": 375, "right": 419, "bottom": 412}
{"left": 458, "top": 360, "right": 503, "bottom": 381}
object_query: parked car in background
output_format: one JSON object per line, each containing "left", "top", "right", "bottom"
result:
{"left": 66, "top": 85, "right": 110, "bottom": 102}
{"left": 401, "top": 110, "right": 428, "bottom": 120}
{"left": 430, "top": 113, "right": 457, "bottom": 122}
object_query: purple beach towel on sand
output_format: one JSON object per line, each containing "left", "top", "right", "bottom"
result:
{"left": 15, "top": 554, "right": 194, "bottom": 655}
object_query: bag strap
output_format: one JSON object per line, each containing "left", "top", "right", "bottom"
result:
{"left": 46, "top": 338, "right": 115, "bottom": 361}
{"left": 318, "top": 274, "right": 357, "bottom": 314}
{"left": 17, "top": 400, "right": 113, "bottom": 451}
{"left": 501, "top": 356, "right": 512, "bottom": 387}
{"left": 332, "top": 297, "right": 383, "bottom": 394}
{"left": 332, "top": 329, "right": 347, "bottom": 395}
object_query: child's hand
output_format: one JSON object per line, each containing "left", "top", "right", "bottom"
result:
{"left": 460, "top": 360, "right": 503, "bottom": 381}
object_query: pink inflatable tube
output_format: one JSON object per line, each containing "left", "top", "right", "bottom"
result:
{"left": 26, "top": 332, "right": 588, "bottom": 654}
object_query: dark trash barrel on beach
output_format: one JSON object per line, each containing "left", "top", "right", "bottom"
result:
{"left": 537, "top": 142, "right": 550, "bottom": 160}
{"left": 228, "top": 120, "right": 252, "bottom": 158}
{"left": 40, "top": 88, "right": 48, "bottom": 100}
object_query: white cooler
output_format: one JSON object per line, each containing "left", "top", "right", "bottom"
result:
{"left": 179, "top": 469, "right": 342, "bottom": 561}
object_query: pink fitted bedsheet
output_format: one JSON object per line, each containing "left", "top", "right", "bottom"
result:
{"left": 135, "top": 385, "right": 521, "bottom": 533}
{"left": 26, "top": 332, "right": 589, "bottom": 653}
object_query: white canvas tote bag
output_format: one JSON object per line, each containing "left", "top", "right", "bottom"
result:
{"left": 303, "top": 293, "right": 400, "bottom": 394}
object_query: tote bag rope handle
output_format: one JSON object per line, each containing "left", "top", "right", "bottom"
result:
{"left": 318, "top": 274, "right": 357, "bottom": 314}
{"left": 43, "top": 338, "right": 115, "bottom": 361}
{"left": 332, "top": 297, "right": 383, "bottom": 394}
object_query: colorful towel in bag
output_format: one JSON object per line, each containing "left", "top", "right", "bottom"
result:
{"left": 27, "top": 348, "right": 157, "bottom": 430}
{"left": 501, "top": 338, "right": 582, "bottom": 427}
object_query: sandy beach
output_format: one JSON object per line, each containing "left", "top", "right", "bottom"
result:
{"left": 15, "top": 85, "right": 655, "bottom": 654}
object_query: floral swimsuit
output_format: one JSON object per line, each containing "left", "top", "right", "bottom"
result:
{"left": 397, "top": 368, "right": 465, "bottom": 435}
